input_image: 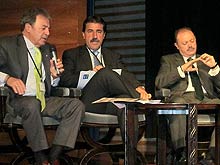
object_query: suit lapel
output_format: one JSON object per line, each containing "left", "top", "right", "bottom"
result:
{"left": 81, "top": 46, "right": 93, "bottom": 69}
{"left": 40, "top": 46, "right": 50, "bottom": 76}
{"left": 40, "top": 45, "right": 51, "bottom": 94}
{"left": 175, "top": 53, "right": 188, "bottom": 90}
{"left": 175, "top": 53, "right": 185, "bottom": 66}
{"left": 17, "top": 35, "right": 29, "bottom": 82}
{"left": 102, "top": 49, "right": 112, "bottom": 66}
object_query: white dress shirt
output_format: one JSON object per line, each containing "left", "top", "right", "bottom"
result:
{"left": 0, "top": 35, "right": 59, "bottom": 95}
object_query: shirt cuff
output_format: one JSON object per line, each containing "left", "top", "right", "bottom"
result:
{"left": 208, "top": 65, "right": 220, "bottom": 76}
{"left": 0, "top": 72, "right": 9, "bottom": 86}
{"left": 52, "top": 76, "right": 60, "bottom": 87}
{"left": 177, "top": 66, "right": 185, "bottom": 78}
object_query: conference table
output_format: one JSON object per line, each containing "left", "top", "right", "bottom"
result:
{"left": 123, "top": 102, "right": 220, "bottom": 165}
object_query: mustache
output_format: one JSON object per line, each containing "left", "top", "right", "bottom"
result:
{"left": 90, "top": 38, "right": 99, "bottom": 42}
{"left": 187, "top": 47, "right": 194, "bottom": 51}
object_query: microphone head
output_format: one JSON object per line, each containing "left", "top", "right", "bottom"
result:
{"left": 49, "top": 44, "right": 60, "bottom": 74}
{"left": 49, "top": 44, "right": 57, "bottom": 59}
{"left": 50, "top": 44, "right": 56, "bottom": 52}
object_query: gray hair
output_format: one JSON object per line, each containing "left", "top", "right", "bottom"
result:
{"left": 20, "top": 7, "right": 51, "bottom": 31}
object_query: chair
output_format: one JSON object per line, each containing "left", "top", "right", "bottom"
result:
{"left": 0, "top": 86, "right": 78, "bottom": 164}
{"left": 65, "top": 88, "right": 147, "bottom": 165}
{"left": 0, "top": 86, "right": 147, "bottom": 164}
{"left": 80, "top": 111, "right": 147, "bottom": 164}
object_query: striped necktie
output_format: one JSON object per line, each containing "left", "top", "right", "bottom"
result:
{"left": 34, "top": 47, "right": 46, "bottom": 111}
{"left": 93, "top": 50, "right": 100, "bottom": 66}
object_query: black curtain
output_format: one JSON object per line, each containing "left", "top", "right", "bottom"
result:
{"left": 146, "top": 0, "right": 220, "bottom": 97}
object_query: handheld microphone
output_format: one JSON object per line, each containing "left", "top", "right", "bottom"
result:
{"left": 50, "top": 45, "right": 60, "bottom": 75}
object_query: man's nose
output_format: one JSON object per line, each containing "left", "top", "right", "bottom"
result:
{"left": 93, "top": 32, "right": 97, "bottom": 38}
{"left": 45, "top": 28, "right": 50, "bottom": 35}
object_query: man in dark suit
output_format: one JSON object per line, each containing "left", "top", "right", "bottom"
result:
{"left": 155, "top": 27, "right": 220, "bottom": 164}
{"left": 59, "top": 16, "right": 151, "bottom": 148}
{"left": 0, "top": 8, "right": 84, "bottom": 165}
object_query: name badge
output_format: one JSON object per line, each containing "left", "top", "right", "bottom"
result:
{"left": 40, "top": 82, "right": 46, "bottom": 92}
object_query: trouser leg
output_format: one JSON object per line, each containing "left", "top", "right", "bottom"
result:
{"left": 43, "top": 97, "right": 85, "bottom": 149}
{"left": 10, "top": 96, "right": 48, "bottom": 152}
{"left": 168, "top": 115, "right": 186, "bottom": 150}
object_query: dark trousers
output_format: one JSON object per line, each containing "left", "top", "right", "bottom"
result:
{"left": 168, "top": 92, "right": 220, "bottom": 150}
{"left": 81, "top": 68, "right": 139, "bottom": 146}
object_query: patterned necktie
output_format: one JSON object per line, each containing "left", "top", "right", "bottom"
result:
{"left": 34, "top": 47, "right": 46, "bottom": 111}
{"left": 93, "top": 50, "right": 100, "bottom": 66}
{"left": 187, "top": 57, "right": 204, "bottom": 100}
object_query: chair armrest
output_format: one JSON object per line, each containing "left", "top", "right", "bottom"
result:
{"left": 155, "top": 88, "right": 171, "bottom": 102}
{"left": 51, "top": 87, "right": 82, "bottom": 98}
{"left": 0, "top": 86, "right": 9, "bottom": 124}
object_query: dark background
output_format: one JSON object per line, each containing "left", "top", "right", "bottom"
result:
{"left": 146, "top": 0, "right": 220, "bottom": 96}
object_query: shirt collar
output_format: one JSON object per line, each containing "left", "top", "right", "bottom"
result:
{"left": 183, "top": 54, "right": 196, "bottom": 63}
{"left": 87, "top": 47, "right": 102, "bottom": 55}
{"left": 23, "top": 35, "right": 36, "bottom": 51}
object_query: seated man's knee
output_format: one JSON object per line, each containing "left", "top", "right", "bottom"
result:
{"left": 64, "top": 98, "right": 85, "bottom": 117}
{"left": 19, "top": 97, "right": 41, "bottom": 119}
{"left": 96, "top": 68, "right": 115, "bottom": 76}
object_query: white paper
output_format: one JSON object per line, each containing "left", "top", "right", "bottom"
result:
{"left": 77, "top": 70, "right": 96, "bottom": 89}
{"left": 77, "top": 69, "right": 122, "bottom": 89}
{"left": 92, "top": 97, "right": 161, "bottom": 104}
{"left": 113, "top": 103, "right": 126, "bottom": 109}
{"left": 112, "top": 69, "right": 122, "bottom": 75}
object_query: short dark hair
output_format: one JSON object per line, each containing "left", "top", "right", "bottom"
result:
{"left": 20, "top": 7, "right": 51, "bottom": 31}
{"left": 82, "top": 16, "right": 106, "bottom": 33}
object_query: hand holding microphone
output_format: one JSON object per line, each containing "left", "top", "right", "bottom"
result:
{"left": 50, "top": 45, "right": 64, "bottom": 77}
{"left": 50, "top": 45, "right": 60, "bottom": 74}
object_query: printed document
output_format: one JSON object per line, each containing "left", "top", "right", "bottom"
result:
{"left": 92, "top": 97, "right": 161, "bottom": 104}
{"left": 77, "top": 71, "right": 96, "bottom": 89}
{"left": 77, "top": 69, "right": 122, "bottom": 89}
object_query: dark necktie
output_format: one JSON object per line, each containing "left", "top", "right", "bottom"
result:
{"left": 187, "top": 57, "right": 204, "bottom": 100}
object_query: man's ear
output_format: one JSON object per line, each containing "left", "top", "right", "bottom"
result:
{"left": 174, "top": 42, "right": 178, "bottom": 49}
{"left": 25, "top": 23, "right": 32, "bottom": 32}
{"left": 82, "top": 32, "right": 85, "bottom": 39}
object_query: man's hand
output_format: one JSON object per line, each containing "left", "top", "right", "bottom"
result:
{"left": 6, "top": 77, "right": 26, "bottom": 95}
{"left": 93, "top": 65, "right": 104, "bottom": 72}
{"left": 181, "top": 58, "right": 200, "bottom": 72}
{"left": 199, "top": 53, "right": 217, "bottom": 68}
{"left": 135, "top": 86, "right": 152, "bottom": 100}
{"left": 50, "top": 59, "right": 64, "bottom": 78}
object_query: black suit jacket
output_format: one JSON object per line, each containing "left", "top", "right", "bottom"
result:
{"left": 155, "top": 53, "right": 220, "bottom": 98}
{"left": 59, "top": 45, "right": 142, "bottom": 92}
{"left": 0, "top": 34, "right": 52, "bottom": 114}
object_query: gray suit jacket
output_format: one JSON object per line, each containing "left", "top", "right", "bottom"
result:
{"left": 155, "top": 53, "right": 220, "bottom": 99}
{"left": 59, "top": 45, "right": 142, "bottom": 93}
{"left": 0, "top": 34, "right": 52, "bottom": 114}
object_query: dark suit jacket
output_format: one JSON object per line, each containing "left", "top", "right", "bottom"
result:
{"left": 59, "top": 45, "right": 142, "bottom": 93}
{"left": 0, "top": 34, "right": 52, "bottom": 114}
{"left": 155, "top": 53, "right": 220, "bottom": 99}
